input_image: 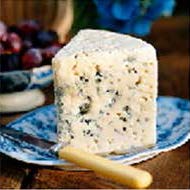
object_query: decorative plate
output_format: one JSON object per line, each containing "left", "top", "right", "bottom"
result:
{"left": 0, "top": 96, "right": 189, "bottom": 168}
{"left": 0, "top": 65, "right": 53, "bottom": 93}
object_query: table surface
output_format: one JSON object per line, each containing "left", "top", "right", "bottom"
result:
{"left": 0, "top": 16, "right": 189, "bottom": 189}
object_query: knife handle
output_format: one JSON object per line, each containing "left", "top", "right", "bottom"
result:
{"left": 58, "top": 146, "right": 152, "bottom": 188}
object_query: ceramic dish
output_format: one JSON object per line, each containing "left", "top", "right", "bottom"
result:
{"left": 0, "top": 96, "right": 189, "bottom": 168}
{"left": 0, "top": 65, "right": 53, "bottom": 93}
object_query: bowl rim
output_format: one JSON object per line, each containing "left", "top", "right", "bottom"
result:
{"left": 0, "top": 65, "right": 51, "bottom": 76}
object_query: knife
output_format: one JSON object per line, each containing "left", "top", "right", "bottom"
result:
{"left": 0, "top": 126, "right": 152, "bottom": 188}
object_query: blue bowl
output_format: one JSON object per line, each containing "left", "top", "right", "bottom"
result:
{"left": 0, "top": 65, "right": 53, "bottom": 93}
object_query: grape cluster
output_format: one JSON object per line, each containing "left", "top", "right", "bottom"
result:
{"left": 0, "top": 20, "right": 63, "bottom": 72}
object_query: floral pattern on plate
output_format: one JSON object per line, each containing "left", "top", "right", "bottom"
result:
{"left": 0, "top": 96, "right": 189, "bottom": 167}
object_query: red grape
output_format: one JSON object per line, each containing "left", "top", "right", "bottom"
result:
{"left": 41, "top": 44, "right": 61, "bottom": 65}
{"left": 7, "top": 25, "right": 22, "bottom": 37}
{"left": 22, "top": 40, "right": 33, "bottom": 50}
{"left": 1, "top": 32, "right": 22, "bottom": 53}
{"left": 0, "top": 42, "right": 4, "bottom": 53}
{"left": 18, "top": 20, "right": 41, "bottom": 36}
{"left": 22, "top": 48, "right": 42, "bottom": 69}
{"left": 34, "top": 30, "right": 58, "bottom": 47}
{"left": 42, "top": 44, "right": 61, "bottom": 59}
{"left": 0, "top": 21, "right": 7, "bottom": 39}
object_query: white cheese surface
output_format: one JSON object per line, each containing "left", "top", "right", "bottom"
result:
{"left": 53, "top": 29, "right": 158, "bottom": 154}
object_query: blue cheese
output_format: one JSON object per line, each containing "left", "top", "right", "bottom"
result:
{"left": 52, "top": 29, "right": 158, "bottom": 154}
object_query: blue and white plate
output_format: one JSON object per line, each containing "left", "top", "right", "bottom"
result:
{"left": 0, "top": 96, "right": 189, "bottom": 167}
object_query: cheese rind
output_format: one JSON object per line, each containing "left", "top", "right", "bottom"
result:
{"left": 53, "top": 29, "right": 157, "bottom": 154}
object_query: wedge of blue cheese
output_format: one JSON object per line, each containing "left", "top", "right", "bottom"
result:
{"left": 52, "top": 29, "right": 157, "bottom": 154}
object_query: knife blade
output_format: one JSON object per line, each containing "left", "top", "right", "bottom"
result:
{"left": 0, "top": 126, "right": 153, "bottom": 188}
{"left": 0, "top": 126, "right": 56, "bottom": 149}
